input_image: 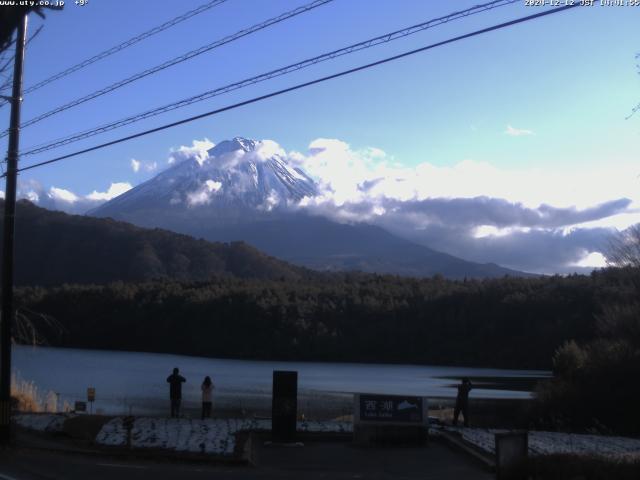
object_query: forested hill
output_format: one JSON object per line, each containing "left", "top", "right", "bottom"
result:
{"left": 1, "top": 200, "right": 312, "bottom": 285}
{"left": 16, "top": 267, "right": 639, "bottom": 369}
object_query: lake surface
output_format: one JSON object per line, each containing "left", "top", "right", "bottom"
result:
{"left": 13, "top": 345, "right": 549, "bottom": 416}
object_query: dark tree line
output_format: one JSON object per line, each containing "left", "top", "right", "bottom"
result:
{"left": 15, "top": 268, "right": 628, "bottom": 371}
{"left": 535, "top": 266, "right": 640, "bottom": 435}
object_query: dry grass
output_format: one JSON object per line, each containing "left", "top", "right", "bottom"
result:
{"left": 10, "top": 371, "right": 70, "bottom": 413}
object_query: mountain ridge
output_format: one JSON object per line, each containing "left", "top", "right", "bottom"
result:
{"left": 4, "top": 199, "right": 313, "bottom": 286}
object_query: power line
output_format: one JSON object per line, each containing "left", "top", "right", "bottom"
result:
{"left": 12, "top": 3, "right": 580, "bottom": 176}
{"left": 21, "top": 0, "right": 519, "bottom": 156}
{"left": 3, "top": 0, "right": 334, "bottom": 135}
{"left": 2, "top": 0, "right": 229, "bottom": 102}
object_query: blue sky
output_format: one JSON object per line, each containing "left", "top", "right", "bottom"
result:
{"left": 2, "top": 0, "right": 639, "bottom": 273}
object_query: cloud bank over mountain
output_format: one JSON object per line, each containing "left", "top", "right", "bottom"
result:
{"left": 19, "top": 136, "right": 639, "bottom": 274}
{"left": 281, "top": 137, "right": 638, "bottom": 273}
{"left": 15, "top": 180, "right": 132, "bottom": 215}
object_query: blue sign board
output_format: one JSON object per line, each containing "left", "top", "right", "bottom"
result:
{"left": 358, "top": 394, "right": 424, "bottom": 423}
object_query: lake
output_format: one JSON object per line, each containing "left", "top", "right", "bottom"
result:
{"left": 13, "top": 345, "right": 549, "bottom": 416}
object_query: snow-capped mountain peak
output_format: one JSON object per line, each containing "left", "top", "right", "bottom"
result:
{"left": 208, "top": 137, "right": 257, "bottom": 156}
{"left": 90, "top": 137, "right": 317, "bottom": 220}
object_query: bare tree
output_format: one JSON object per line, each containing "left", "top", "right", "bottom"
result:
{"left": 0, "top": 5, "right": 61, "bottom": 94}
{"left": 13, "top": 306, "right": 64, "bottom": 346}
{"left": 0, "top": 6, "right": 57, "bottom": 54}
{"left": 0, "top": 24, "right": 43, "bottom": 93}
{"left": 607, "top": 224, "right": 640, "bottom": 268}
{"left": 628, "top": 52, "right": 640, "bottom": 120}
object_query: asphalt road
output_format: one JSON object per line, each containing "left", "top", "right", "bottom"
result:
{"left": 0, "top": 449, "right": 252, "bottom": 480}
{"left": 0, "top": 440, "right": 494, "bottom": 480}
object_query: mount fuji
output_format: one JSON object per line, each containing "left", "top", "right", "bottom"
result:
{"left": 92, "top": 137, "right": 316, "bottom": 222}
{"left": 89, "top": 137, "right": 530, "bottom": 279}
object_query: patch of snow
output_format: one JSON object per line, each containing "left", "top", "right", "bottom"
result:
{"left": 443, "top": 426, "right": 640, "bottom": 459}
{"left": 95, "top": 417, "right": 127, "bottom": 446}
{"left": 95, "top": 417, "right": 352, "bottom": 456}
{"left": 13, "top": 413, "right": 72, "bottom": 432}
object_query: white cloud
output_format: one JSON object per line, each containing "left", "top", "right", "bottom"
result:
{"left": 300, "top": 138, "right": 383, "bottom": 205}
{"left": 366, "top": 147, "right": 386, "bottom": 158}
{"left": 573, "top": 251, "right": 608, "bottom": 268}
{"left": 259, "top": 189, "right": 281, "bottom": 212}
{"left": 16, "top": 180, "right": 131, "bottom": 214}
{"left": 254, "top": 140, "right": 286, "bottom": 161}
{"left": 205, "top": 180, "right": 222, "bottom": 192}
{"left": 49, "top": 187, "right": 79, "bottom": 204}
{"left": 505, "top": 125, "right": 534, "bottom": 136}
{"left": 567, "top": 211, "right": 640, "bottom": 231}
{"left": 186, "top": 180, "right": 222, "bottom": 206}
{"left": 169, "top": 138, "right": 215, "bottom": 166}
{"left": 26, "top": 190, "right": 40, "bottom": 203}
{"left": 308, "top": 138, "right": 350, "bottom": 154}
{"left": 474, "top": 225, "right": 531, "bottom": 238}
{"left": 131, "top": 158, "right": 157, "bottom": 173}
{"left": 288, "top": 139, "right": 639, "bottom": 212}
{"left": 86, "top": 182, "right": 132, "bottom": 201}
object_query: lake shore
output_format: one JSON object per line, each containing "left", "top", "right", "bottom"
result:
{"left": 12, "top": 344, "right": 548, "bottom": 418}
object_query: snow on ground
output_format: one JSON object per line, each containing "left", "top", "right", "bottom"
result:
{"left": 95, "top": 417, "right": 353, "bottom": 456}
{"left": 18, "top": 413, "right": 639, "bottom": 461}
{"left": 13, "top": 413, "right": 72, "bottom": 432}
{"left": 443, "top": 427, "right": 640, "bottom": 459}
{"left": 95, "top": 416, "right": 127, "bottom": 447}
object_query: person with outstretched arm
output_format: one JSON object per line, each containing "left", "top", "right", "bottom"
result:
{"left": 167, "top": 367, "right": 186, "bottom": 418}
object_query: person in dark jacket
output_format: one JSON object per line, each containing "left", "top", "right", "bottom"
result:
{"left": 166, "top": 367, "right": 186, "bottom": 418}
{"left": 453, "top": 377, "right": 472, "bottom": 427}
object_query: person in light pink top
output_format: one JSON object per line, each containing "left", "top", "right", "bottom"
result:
{"left": 201, "top": 376, "right": 214, "bottom": 419}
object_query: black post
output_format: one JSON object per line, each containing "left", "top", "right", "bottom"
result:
{"left": 272, "top": 370, "right": 297, "bottom": 443}
{"left": 0, "top": 14, "right": 28, "bottom": 447}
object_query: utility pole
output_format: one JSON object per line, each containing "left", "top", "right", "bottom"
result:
{"left": 0, "top": 13, "right": 28, "bottom": 447}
